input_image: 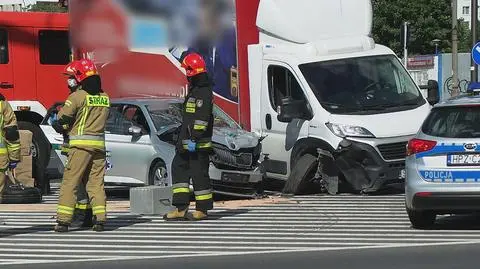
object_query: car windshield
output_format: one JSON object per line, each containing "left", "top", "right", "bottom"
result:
{"left": 147, "top": 103, "right": 240, "bottom": 132}
{"left": 422, "top": 106, "right": 480, "bottom": 138}
{"left": 298, "top": 55, "right": 426, "bottom": 114}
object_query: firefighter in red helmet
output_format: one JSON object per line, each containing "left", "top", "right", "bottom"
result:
{"left": 164, "top": 53, "right": 214, "bottom": 221}
{"left": 52, "top": 59, "right": 110, "bottom": 232}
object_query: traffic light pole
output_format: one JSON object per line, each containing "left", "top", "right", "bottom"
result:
{"left": 472, "top": 0, "right": 478, "bottom": 83}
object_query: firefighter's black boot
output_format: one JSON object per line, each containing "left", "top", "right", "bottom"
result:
{"left": 82, "top": 208, "right": 93, "bottom": 228}
{"left": 54, "top": 222, "right": 69, "bottom": 233}
{"left": 70, "top": 208, "right": 86, "bottom": 229}
{"left": 92, "top": 216, "right": 105, "bottom": 232}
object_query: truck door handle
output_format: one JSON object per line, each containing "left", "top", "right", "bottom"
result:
{"left": 0, "top": 82, "right": 13, "bottom": 89}
{"left": 265, "top": 114, "right": 272, "bottom": 130}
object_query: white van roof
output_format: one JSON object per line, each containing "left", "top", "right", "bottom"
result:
{"left": 256, "top": 0, "right": 373, "bottom": 44}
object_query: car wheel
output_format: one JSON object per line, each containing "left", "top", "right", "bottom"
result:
{"left": 149, "top": 160, "right": 169, "bottom": 187}
{"left": 282, "top": 153, "right": 322, "bottom": 195}
{"left": 407, "top": 208, "right": 436, "bottom": 229}
{"left": 17, "top": 121, "right": 50, "bottom": 195}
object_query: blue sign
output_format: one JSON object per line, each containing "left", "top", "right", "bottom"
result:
{"left": 472, "top": 42, "right": 480, "bottom": 65}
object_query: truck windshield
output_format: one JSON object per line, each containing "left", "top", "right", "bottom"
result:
{"left": 299, "top": 55, "right": 426, "bottom": 114}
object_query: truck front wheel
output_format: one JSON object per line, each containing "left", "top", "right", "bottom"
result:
{"left": 17, "top": 121, "right": 51, "bottom": 194}
{"left": 282, "top": 154, "right": 322, "bottom": 195}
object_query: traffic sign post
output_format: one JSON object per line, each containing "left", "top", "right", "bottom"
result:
{"left": 473, "top": 42, "right": 480, "bottom": 83}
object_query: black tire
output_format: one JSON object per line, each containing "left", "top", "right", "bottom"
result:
{"left": 407, "top": 208, "right": 436, "bottom": 229}
{"left": 282, "top": 153, "right": 322, "bottom": 195}
{"left": 2, "top": 184, "right": 42, "bottom": 204}
{"left": 17, "top": 121, "right": 51, "bottom": 194}
{"left": 148, "top": 160, "right": 169, "bottom": 187}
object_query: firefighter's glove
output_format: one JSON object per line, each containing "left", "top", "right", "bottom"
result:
{"left": 52, "top": 120, "right": 64, "bottom": 134}
{"left": 187, "top": 140, "right": 197, "bottom": 152}
{"left": 8, "top": 161, "right": 19, "bottom": 170}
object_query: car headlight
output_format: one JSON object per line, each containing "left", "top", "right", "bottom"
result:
{"left": 326, "top": 123, "right": 375, "bottom": 138}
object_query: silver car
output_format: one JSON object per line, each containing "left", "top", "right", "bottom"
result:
{"left": 405, "top": 93, "right": 480, "bottom": 229}
{"left": 41, "top": 98, "right": 264, "bottom": 197}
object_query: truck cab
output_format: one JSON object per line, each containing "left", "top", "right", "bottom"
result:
{"left": 246, "top": 0, "right": 439, "bottom": 194}
{"left": 0, "top": 12, "right": 70, "bottom": 193}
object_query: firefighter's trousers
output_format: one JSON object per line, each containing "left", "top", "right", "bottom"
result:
{"left": 171, "top": 151, "right": 213, "bottom": 212}
{"left": 0, "top": 154, "right": 9, "bottom": 203}
{"left": 57, "top": 147, "right": 106, "bottom": 224}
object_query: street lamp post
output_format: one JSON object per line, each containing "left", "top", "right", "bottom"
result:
{"left": 432, "top": 39, "right": 441, "bottom": 55}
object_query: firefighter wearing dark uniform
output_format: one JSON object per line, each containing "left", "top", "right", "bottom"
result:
{"left": 0, "top": 94, "right": 20, "bottom": 203}
{"left": 164, "top": 53, "right": 214, "bottom": 221}
{"left": 52, "top": 59, "right": 110, "bottom": 232}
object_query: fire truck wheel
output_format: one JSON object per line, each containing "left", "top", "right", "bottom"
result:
{"left": 282, "top": 153, "right": 322, "bottom": 195}
{"left": 17, "top": 121, "right": 51, "bottom": 194}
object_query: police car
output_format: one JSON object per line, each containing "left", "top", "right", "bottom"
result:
{"left": 405, "top": 84, "right": 480, "bottom": 229}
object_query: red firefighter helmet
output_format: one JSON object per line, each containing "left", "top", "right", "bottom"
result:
{"left": 63, "top": 59, "right": 98, "bottom": 82}
{"left": 181, "top": 53, "right": 207, "bottom": 77}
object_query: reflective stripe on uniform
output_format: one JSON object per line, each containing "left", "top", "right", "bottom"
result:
{"left": 172, "top": 184, "right": 190, "bottom": 194}
{"left": 78, "top": 106, "right": 89, "bottom": 135}
{"left": 195, "top": 189, "right": 213, "bottom": 201}
{"left": 0, "top": 148, "right": 8, "bottom": 155}
{"left": 70, "top": 140, "right": 105, "bottom": 148}
{"left": 57, "top": 205, "right": 75, "bottom": 215}
{"left": 7, "top": 143, "right": 20, "bottom": 151}
{"left": 182, "top": 142, "right": 212, "bottom": 150}
{"left": 193, "top": 120, "right": 208, "bottom": 130}
{"left": 70, "top": 134, "right": 105, "bottom": 148}
{"left": 186, "top": 107, "right": 196, "bottom": 113}
{"left": 75, "top": 203, "right": 91, "bottom": 210}
{"left": 92, "top": 205, "right": 106, "bottom": 215}
{"left": 173, "top": 187, "right": 190, "bottom": 194}
{"left": 65, "top": 100, "right": 72, "bottom": 107}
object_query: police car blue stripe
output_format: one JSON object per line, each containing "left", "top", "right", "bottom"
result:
{"left": 415, "top": 143, "right": 480, "bottom": 159}
{"left": 419, "top": 170, "right": 480, "bottom": 182}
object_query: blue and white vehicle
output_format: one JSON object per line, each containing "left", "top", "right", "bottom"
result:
{"left": 405, "top": 91, "right": 480, "bottom": 229}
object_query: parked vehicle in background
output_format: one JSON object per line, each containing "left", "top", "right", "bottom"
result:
{"left": 405, "top": 91, "right": 480, "bottom": 229}
{"left": 41, "top": 98, "right": 265, "bottom": 197}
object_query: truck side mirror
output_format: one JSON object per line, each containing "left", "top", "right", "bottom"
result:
{"left": 276, "top": 97, "right": 310, "bottom": 123}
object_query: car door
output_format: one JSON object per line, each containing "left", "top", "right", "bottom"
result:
{"left": 260, "top": 61, "right": 312, "bottom": 180}
{"left": 105, "top": 104, "right": 155, "bottom": 185}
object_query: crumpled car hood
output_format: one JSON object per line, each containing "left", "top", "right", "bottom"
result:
{"left": 212, "top": 127, "right": 260, "bottom": 151}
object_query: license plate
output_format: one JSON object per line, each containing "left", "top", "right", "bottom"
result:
{"left": 447, "top": 153, "right": 480, "bottom": 166}
{"left": 221, "top": 172, "right": 250, "bottom": 183}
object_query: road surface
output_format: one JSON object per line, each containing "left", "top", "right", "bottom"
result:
{"left": 1, "top": 187, "right": 480, "bottom": 268}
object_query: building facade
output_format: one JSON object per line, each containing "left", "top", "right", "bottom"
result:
{"left": 0, "top": 0, "right": 58, "bottom": 11}
{"left": 458, "top": 0, "right": 479, "bottom": 29}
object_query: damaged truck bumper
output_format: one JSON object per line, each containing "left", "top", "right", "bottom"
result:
{"left": 334, "top": 137, "right": 410, "bottom": 194}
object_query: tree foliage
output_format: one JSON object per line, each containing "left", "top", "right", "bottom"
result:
{"left": 27, "top": 3, "right": 67, "bottom": 13}
{"left": 372, "top": 0, "right": 471, "bottom": 55}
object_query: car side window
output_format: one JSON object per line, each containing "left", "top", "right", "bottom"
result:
{"left": 106, "top": 105, "right": 136, "bottom": 135}
{"left": 267, "top": 65, "right": 309, "bottom": 113}
{"left": 122, "top": 105, "right": 150, "bottom": 133}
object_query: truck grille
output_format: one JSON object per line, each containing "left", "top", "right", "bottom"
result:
{"left": 377, "top": 142, "right": 407, "bottom": 161}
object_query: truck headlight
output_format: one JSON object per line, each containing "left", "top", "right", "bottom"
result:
{"left": 326, "top": 123, "right": 375, "bottom": 138}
